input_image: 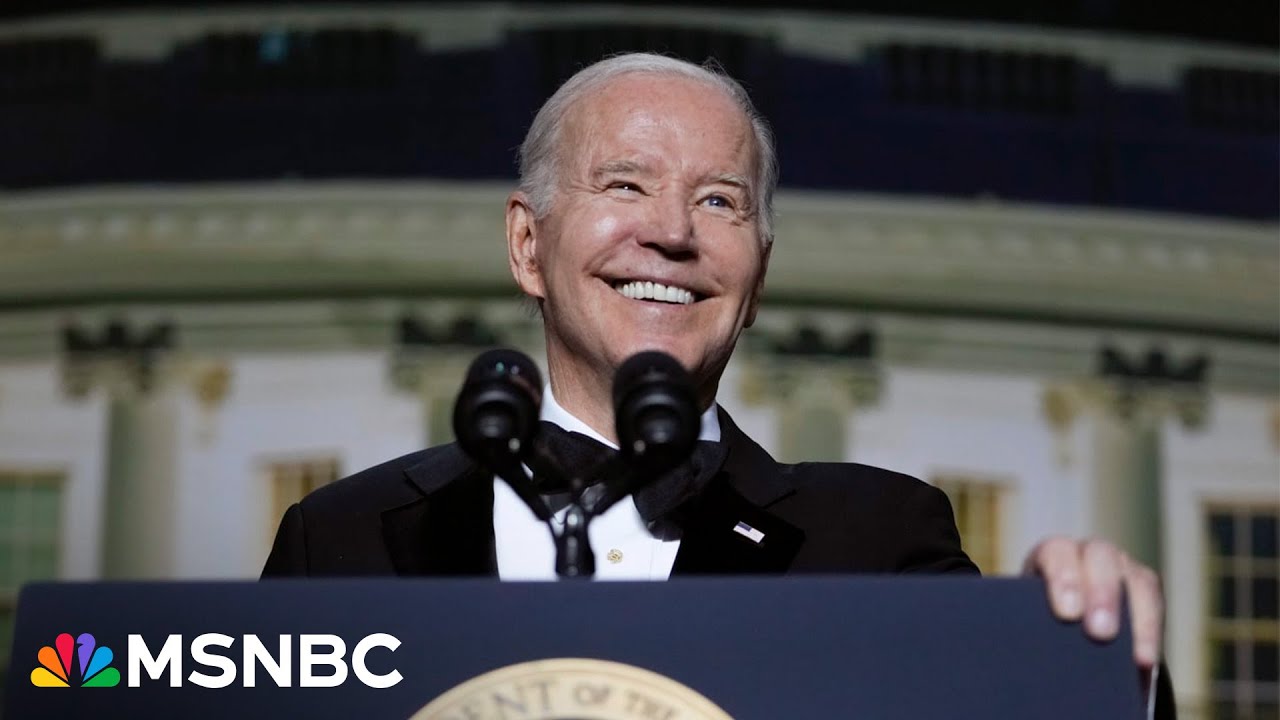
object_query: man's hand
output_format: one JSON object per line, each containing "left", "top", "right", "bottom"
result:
{"left": 1023, "top": 536, "right": 1164, "bottom": 669}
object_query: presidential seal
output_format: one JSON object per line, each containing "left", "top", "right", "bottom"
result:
{"left": 409, "top": 658, "right": 734, "bottom": 720}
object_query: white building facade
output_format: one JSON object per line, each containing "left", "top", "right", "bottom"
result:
{"left": 0, "top": 182, "right": 1275, "bottom": 716}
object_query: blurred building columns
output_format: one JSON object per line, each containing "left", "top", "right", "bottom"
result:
{"left": 391, "top": 349, "right": 473, "bottom": 448}
{"left": 1043, "top": 351, "right": 1208, "bottom": 574}
{"left": 61, "top": 321, "right": 231, "bottom": 579}
{"left": 390, "top": 313, "right": 541, "bottom": 447}
{"left": 739, "top": 326, "right": 882, "bottom": 462}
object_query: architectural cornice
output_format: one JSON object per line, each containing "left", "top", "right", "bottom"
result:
{"left": 2, "top": 182, "right": 1275, "bottom": 339}
{"left": 766, "top": 192, "right": 1278, "bottom": 338}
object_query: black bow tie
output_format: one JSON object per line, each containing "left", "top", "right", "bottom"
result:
{"left": 526, "top": 420, "right": 728, "bottom": 523}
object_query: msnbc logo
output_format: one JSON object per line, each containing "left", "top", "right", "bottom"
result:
{"left": 30, "top": 632, "right": 120, "bottom": 688}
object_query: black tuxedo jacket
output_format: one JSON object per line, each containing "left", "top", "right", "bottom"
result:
{"left": 262, "top": 410, "right": 978, "bottom": 577}
{"left": 262, "top": 411, "right": 1179, "bottom": 718}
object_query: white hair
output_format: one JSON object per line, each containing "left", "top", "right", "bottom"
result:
{"left": 517, "top": 52, "right": 779, "bottom": 247}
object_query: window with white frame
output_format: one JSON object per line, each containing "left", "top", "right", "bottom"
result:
{"left": 0, "top": 469, "right": 64, "bottom": 701}
{"left": 1206, "top": 505, "right": 1279, "bottom": 720}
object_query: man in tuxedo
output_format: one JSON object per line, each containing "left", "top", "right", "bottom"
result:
{"left": 264, "top": 52, "right": 1165, "bottom": 702}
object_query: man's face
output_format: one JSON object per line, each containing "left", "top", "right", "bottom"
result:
{"left": 508, "top": 73, "right": 770, "bottom": 401}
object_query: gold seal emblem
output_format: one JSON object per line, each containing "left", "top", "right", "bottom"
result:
{"left": 409, "top": 658, "right": 734, "bottom": 720}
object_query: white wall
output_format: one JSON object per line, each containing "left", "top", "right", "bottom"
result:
{"left": 851, "top": 368, "right": 1080, "bottom": 575}
{"left": 170, "top": 350, "right": 422, "bottom": 579}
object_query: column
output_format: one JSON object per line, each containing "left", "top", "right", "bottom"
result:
{"left": 390, "top": 314, "right": 532, "bottom": 447}
{"left": 1042, "top": 347, "right": 1209, "bottom": 574}
{"left": 739, "top": 325, "right": 882, "bottom": 462}
{"left": 62, "top": 321, "right": 230, "bottom": 579}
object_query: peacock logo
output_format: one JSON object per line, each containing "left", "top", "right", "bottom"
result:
{"left": 30, "top": 632, "right": 120, "bottom": 688}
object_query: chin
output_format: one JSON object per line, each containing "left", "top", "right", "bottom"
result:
{"left": 611, "top": 340, "right": 700, "bottom": 372}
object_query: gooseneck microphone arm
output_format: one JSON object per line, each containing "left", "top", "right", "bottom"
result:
{"left": 452, "top": 349, "right": 701, "bottom": 579}
{"left": 528, "top": 439, "right": 601, "bottom": 578}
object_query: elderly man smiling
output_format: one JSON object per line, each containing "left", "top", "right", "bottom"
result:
{"left": 264, "top": 52, "right": 1165, "bottom": 704}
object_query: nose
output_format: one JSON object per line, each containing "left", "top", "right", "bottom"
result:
{"left": 639, "top": 193, "right": 696, "bottom": 258}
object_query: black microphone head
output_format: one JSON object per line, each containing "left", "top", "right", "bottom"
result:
{"left": 612, "top": 351, "right": 700, "bottom": 473}
{"left": 463, "top": 348, "right": 543, "bottom": 389}
{"left": 453, "top": 349, "right": 543, "bottom": 463}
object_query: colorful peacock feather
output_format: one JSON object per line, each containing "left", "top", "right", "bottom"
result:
{"left": 30, "top": 632, "right": 120, "bottom": 688}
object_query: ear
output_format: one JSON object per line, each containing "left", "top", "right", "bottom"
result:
{"left": 506, "top": 191, "right": 546, "bottom": 300}
{"left": 743, "top": 241, "right": 772, "bottom": 329}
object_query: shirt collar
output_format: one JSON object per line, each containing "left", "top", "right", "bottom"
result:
{"left": 540, "top": 383, "right": 721, "bottom": 450}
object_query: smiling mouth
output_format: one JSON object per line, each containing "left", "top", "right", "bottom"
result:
{"left": 611, "top": 280, "right": 700, "bottom": 305}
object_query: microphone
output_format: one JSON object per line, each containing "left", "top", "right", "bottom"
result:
{"left": 582, "top": 350, "right": 700, "bottom": 518}
{"left": 452, "top": 349, "right": 552, "bottom": 522}
{"left": 562, "top": 350, "right": 701, "bottom": 572}
{"left": 612, "top": 351, "right": 700, "bottom": 476}
{"left": 453, "top": 348, "right": 543, "bottom": 460}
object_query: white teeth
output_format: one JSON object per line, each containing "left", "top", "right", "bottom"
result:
{"left": 611, "top": 280, "right": 696, "bottom": 305}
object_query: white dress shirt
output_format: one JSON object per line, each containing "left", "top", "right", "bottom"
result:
{"left": 494, "top": 385, "right": 721, "bottom": 581}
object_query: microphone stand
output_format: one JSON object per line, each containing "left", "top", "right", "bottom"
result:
{"left": 494, "top": 439, "right": 692, "bottom": 578}
{"left": 551, "top": 455, "right": 664, "bottom": 578}
{"left": 555, "top": 504, "right": 594, "bottom": 578}
{"left": 491, "top": 454, "right": 599, "bottom": 578}
{"left": 481, "top": 438, "right": 606, "bottom": 578}
{"left": 526, "top": 442, "right": 609, "bottom": 579}
{"left": 549, "top": 455, "right": 652, "bottom": 579}
{"left": 513, "top": 445, "right": 653, "bottom": 579}
{"left": 457, "top": 349, "right": 698, "bottom": 580}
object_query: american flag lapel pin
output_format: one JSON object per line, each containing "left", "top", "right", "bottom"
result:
{"left": 733, "top": 521, "right": 765, "bottom": 544}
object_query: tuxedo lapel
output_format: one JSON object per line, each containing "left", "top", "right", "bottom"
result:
{"left": 671, "top": 409, "right": 804, "bottom": 575}
{"left": 383, "top": 444, "right": 497, "bottom": 577}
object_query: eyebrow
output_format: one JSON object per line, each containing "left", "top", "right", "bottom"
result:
{"left": 590, "top": 159, "right": 653, "bottom": 181}
{"left": 704, "top": 172, "right": 751, "bottom": 192}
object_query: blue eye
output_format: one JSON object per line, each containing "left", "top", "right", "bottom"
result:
{"left": 703, "top": 194, "right": 732, "bottom": 208}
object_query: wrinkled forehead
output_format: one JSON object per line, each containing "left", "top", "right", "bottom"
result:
{"left": 558, "top": 73, "right": 759, "bottom": 178}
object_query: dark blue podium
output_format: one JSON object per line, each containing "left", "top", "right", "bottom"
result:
{"left": 4, "top": 577, "right": 1143, "bottom": 719}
